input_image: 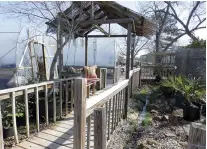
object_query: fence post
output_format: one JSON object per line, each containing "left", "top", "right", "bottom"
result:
{"left": 187, "top": 122, "right": 206, "bottom": 149}
{"left": 0, "top": 101, "right": 4, "bottom": 149}
{"left": 74, "top": 78, "right": 87, "bottom": 149}
{"left": 94, "top": 107, "right": 106, "bottom": 149}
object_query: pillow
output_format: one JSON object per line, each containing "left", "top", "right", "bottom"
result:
{"left": 84, "top": 65, "right": 97, "bottom": 79}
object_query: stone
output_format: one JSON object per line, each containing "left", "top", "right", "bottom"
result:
{"left": 136, "top": 143, "right": 150, "bottom": 149}
{"left": 146, "top": 139, "right": 159, "bottom": 145}
{"left": 148, "top": 104, "right": 159, "bottom": 111}
{"left": 165, "top": 132, "right": 176, "bottom": 137}
{"left": 150, "top": 109, "right": 158, "bottom": 114}
{"left": 179, "top": 141, "right": 188, "bottom": 148}
{"left": 153, "top": 116, "right": 162, "bottom": 121}
{"left": 161, "top": 115, "right": 169, "bottom": 121}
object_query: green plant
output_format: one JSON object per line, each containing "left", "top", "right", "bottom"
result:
{"left": 2, "top": 98, "right": 25, "bottom": 129}
{"left": 161, "top": 76, "right": 206, "bottom": 106}
{"left": 142, "top": 112, "right": 152, "bottom": 126}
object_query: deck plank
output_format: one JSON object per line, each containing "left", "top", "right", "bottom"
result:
{"left": 15, "top": 140, "right": 46, "bottom": 149}
{"left": 27, "top": 136, "right": 70, "bottom": 149}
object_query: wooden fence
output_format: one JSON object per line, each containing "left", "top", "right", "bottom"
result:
{"left": 73, "top": 68, "right": 140, "bottom": 149}
{"left": 141, "top": 65, "right": 175, "bottom": 80}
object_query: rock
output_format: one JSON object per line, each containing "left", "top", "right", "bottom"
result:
{"left": 150, "top": 109, "right": 158, "bottom": 114}
{"left": 146, "top": 139, "right": 159, "bottom": 145}
{"left": 161, "top": 115, "right": 169, "bottom": 121}
{"left": 153, "top": 116, "right": 162, "bottom": 121}
{"left": 136, "top": 143, "right": 150, "bottom": 149}
{"left": 179, "top": 141, "right": 188, "bottom": 148}
{"left": 148, "top": 104, "right": 159, "bottom": 111}
{"left": 165, "top": 132, "right": 176, "bottom": 137}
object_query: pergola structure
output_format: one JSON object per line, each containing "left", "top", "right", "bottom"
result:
{"left": 46, "top": 1, "right": 155, "bottom": 80}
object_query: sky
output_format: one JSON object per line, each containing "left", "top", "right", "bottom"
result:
{"left": 0, "top": 1, "right": 206, "bottom": 66}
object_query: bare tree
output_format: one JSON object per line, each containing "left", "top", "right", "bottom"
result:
{"left": 117, "top": 28, "right": 152, "bottom": 59}
{"left": 0, "top": 1, "right": 83, "bottom": 80}
{"left": 138, "top": 1, "right": 206, "bottom": 52}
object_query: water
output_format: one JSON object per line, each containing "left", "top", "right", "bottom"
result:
{"left": 137, "top": 94, "right": 150, "bottom": 125}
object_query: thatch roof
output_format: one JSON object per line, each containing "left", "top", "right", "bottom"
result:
{"left": 46, "top": 1, "right": 156, "bottom": 37}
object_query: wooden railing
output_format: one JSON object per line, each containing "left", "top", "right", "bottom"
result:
{"left": 141, "top": 65, "right": 175, "bottom": 80}
{"left": 73, "top": 68, "right": 140, "bottom": 149}
{"left": 0, "top": 77, "right": 75, "bottom": 148}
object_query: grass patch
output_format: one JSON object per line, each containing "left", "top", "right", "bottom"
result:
{"left": 142, "top": 112, "right": 152, "bottom": 126}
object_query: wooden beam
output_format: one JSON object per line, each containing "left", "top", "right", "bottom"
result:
{"left": 91, "top": 1, "right": 94, "bottom": 20}
{"left": 87, "top": 35, "right": 127, "bottom": 38}
{"left": 74, "top": 78, "right": 86, "bottom": 149}
{"left": 93, "top": 25, "right": 109, "bottom": 36}
{"left": 85, "top": 35, "right": 88, "bottom": 66}
{"left": 78, "top": 18, "right": 133, "bottom": 26}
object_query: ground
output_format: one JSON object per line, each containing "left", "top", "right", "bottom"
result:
{"left": 107, "top": 86, "right": 195, "bottom": 149}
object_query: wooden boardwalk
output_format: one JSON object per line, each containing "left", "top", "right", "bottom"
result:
{"left": 11, "top": 81, "right": 123, "bottom": 149}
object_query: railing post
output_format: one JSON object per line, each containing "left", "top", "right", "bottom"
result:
{"left": 124, "top": 86, "right": 129, "bottom": 119}
{"left": 94, "top": 107, "right": 106, "bottom": 149}
{"left": 0, "top": 101, "right": 4, "bottom": 149}
{"left": 74, "top": 78, "right": 86, "bottom": 149}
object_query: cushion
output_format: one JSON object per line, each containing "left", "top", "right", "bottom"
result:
{"left": 84, "top": 65, "right": 97, "bottom": 79}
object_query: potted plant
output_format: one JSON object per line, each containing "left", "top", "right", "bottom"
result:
{"left": 162, "top": 76, "right": 206, "bottom": 121}
{"left": 2, "top": 99, "right": 25, "bottom": 138}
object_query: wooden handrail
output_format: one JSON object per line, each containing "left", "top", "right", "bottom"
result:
{"left": 0, "top": 77, "right": 76, "bottom": 100}
{"left": 86, "top": 80, "right": 128, "bottom": 117}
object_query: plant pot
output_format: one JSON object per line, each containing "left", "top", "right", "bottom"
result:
{"left": 3, "top": 127, "right": 14, "bottom": 139}
{"left": 183, "top": 105, "right": 200, "bottom": 122}
{"left": 175, "top": 93, "right": 185, "bottom": 108}
{"left": 16, "top": 116, "right": 26, "bottom": 126}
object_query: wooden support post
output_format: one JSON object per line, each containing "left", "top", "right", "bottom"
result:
{"left": 107, "top": 99, "right": 111, "bottom": 140}
{"left": 45, "top": 85, "right": 49, "bottom": 126}
{"left": 85, "top": 35, "right": 88, "bottom": 66}
{"left": 74, "top": 78, "right": 86, "bottom": 149}
{"left": 114, "top": 94, "right": 117, "bottom": 129}
{"left": 111, "top": 96, "right": 115, "bottom": 132}
{"left": 187, "top": 123, "right": 206, "bottom": 149}
{"left": 0, "top": 101, "right": 4, "bottom": 149}
{"left": 35, "top": 87, "right": 40, "bottom": 132}
{"left": 126, "top": 23, "right": 132, "bottom": 79}
{"left": 11, "top": 92, "right": 19, "bottom": 144}
{"left": 53, "top": 83, "right": 56, "bottom": 123}
{"left": 94, "top": 107, "right": 106, "bottom": 149}
{"left": 65, "top": 81, "right": 69, "bottom": 115}
{"left": 131, "top": 34, "right": 135, "bottom": 70}
{"left": 24, "top": 89, "right": 30, "bottom": 137}
{"left": 71, "top": 80, "right": 74, "bottom": 111}
{"left": 87, "top": 115, "right": 91, "bottom": 149}
{"left": 59, "top": 81, "right": 63, "bottom": 119}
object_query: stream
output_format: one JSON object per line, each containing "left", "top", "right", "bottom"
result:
{"left": 137, "top": 94, "right": 150, "bottom": 126}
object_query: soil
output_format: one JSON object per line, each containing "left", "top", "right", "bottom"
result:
{"left": 108, "top": 87, "right": 205, "bottom": 149}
